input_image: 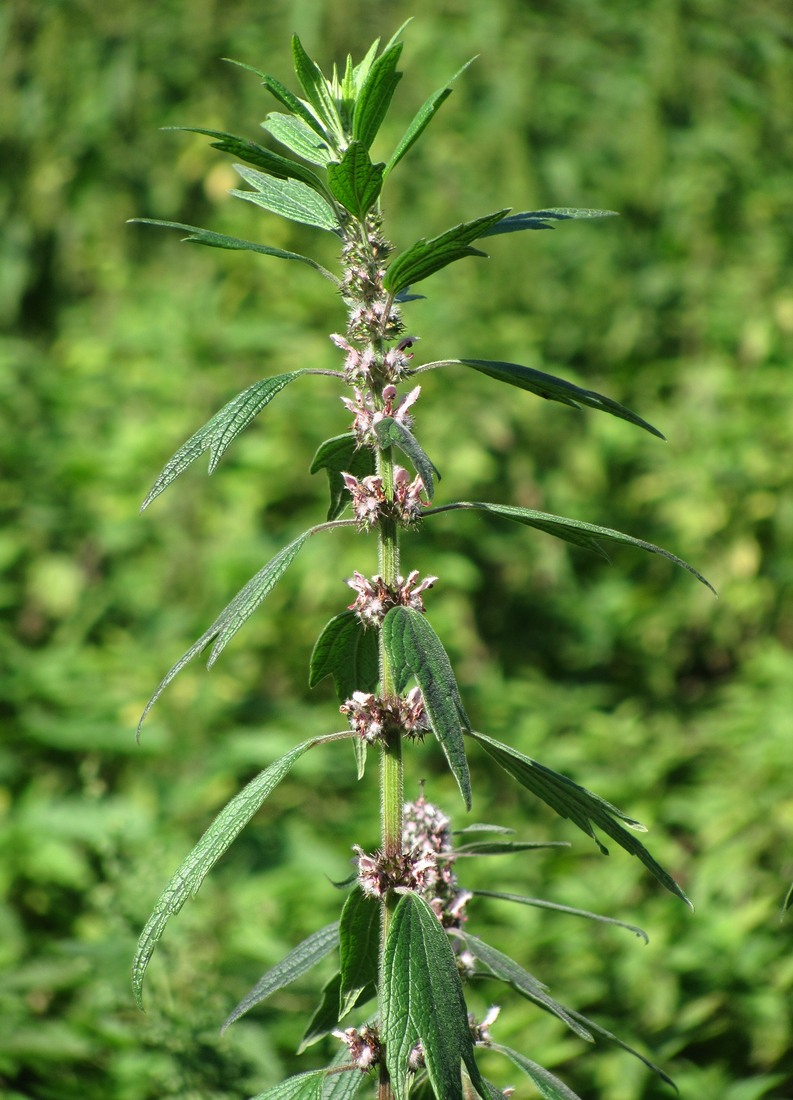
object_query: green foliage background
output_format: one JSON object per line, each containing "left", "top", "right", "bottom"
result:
{"left": 2, "top": 1, "right": 792, "bottom": 1097}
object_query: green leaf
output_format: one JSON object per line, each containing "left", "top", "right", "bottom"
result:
{"left": 338, "top": 888, "right": 380, "bottom": 1018}
{"left": 132, "top": 734, "right": 345, "bottom": 1007}
{"left": 472, "top": 891, "right": 648, "bottom": 942}
{"left": 310, "top": 434, "right": 376, "bottom": 521}
{"left": 453, "top": 840, "right": 569, "bottom": 856}
{"left": 382, "top": 893, "right": 485, "bottom": 1100}
{"left": 374, "top": 417, "right": 440, "bottom": 499}
{"left": 249, "top": 1047, "right": 371, "bottom": 1100}
{"left": 291, "top": 35, "right": 343, "bottom": 140}
{"left": 137, "top": 531, "right": 313, "bottom": 734}
{"left": 327, "top": 142, "right": 385, "bottom": 219}
{"left": 166, "top": 127, "right": 329, "bottom": 194}
{"left": 260, "top": 70, "right": 329, "bottom": 139}
{"left": 491, "top": 1045, "right": 584, "bottom": 1100}
{"left": 128, "top": 219, "right": 336, "bottom": 279}
{"left": 428, "top": 359, "right": 664, "bottom": 440}
{"left": 560, "top": 1008, "right": 677, "bottom": 1089}
{"left": 426, "top": 501, "right": 715, "bottom": 592}
{"left": 221, "top": 921, "right": 340, "bottom": 1032}
{"left": 262, "top": 113, "right": 333, "bottom": 165}
{"left": 453, "top": 823, "right": 515, "bottom": 836}
{"left": 309, "top": 611, "right": 380, "bottom": 701}
{"left": 141, "top": 373, "right": 305, "bottom": 510}
{"left": 352, "top": 41, "right": 403, "bottom": 149}
{"left": 457, "top": 931, "right": 593, "bottom": 1042}
{"left": 478, "top": 208, "right": 619, "bottom": 236}
{"left": 785, "top": 881, "right": 793, "bottom": 912}
{"left": 299, "top": 972, "right": 343, "bottom": 1051}
{"left": 467, "top": 730, "right": 691, "bottom": 905}
{"left": 381, "top": 607, "right": 471, "bottom": 809}
{"left": 232, "top": 164, "right": 340, "bottom": 233}
{"left": 350, "top": 38, "right": 380, "bottom": 94}
{"left": 384, "top": 59, "right": 475, "bottom": 178}
{"left": 383, "top": 209, "right": 510, "bottom": 296}
{"left": 250, "top": 1071, "right": 325, "bottom": 1100}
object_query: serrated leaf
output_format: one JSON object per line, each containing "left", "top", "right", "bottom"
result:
{"left": 137, "top": 531, "right": 312, "bottom": 734}
{"left": 467, "top": 730, "right": 691, "bottom": 905}
{"left": 338, "top": 888, "right": 380, "bottom": 1018}
{"left": 384, "top": 58, "right": 475, "bottom": 178}
{"left": 309, "top": 611, "right": 380, "bottom": 701}
{"left": 472, "top": 891, "right": 648, "bottom": 942}
{"left": 310, "top": 434, "right": 376, "bottom": 520}
{"left": 382, "top": 893, "right": 485, "bottom": 1100}
{"left": 260, "top": 71, "right": 328, "bottom": 139}
{"left": 250, "top": 1071, "right": 325, "bottom": 1100}
{"left": 291, "top": 35, "right": 343, "bottom": 140}
{"left": 478, "top": 208, "right": 619, "bottom": 236}
{"left": 352, "top": 41, "right": 403, "bottom": 149}
{"left": 327, "top": 142, "right": 385, "bottom": 219}
{"left": 140, "top": 372, "right": 305, "bottom": 510}
{"left": 424, "top": 359, "right": 664, "bottom": 440}
{"left": 167, "top": 127, "right": 329, "bottom": 194}
{"left": 262, "top": 113, "right": 333, "bottom": 165}
{"left": 128, "top": 219, "right": 336, "bottom": 279}
{"left": 374, "top": 417, "right": 440, "bottom": 499}
{"left": 232, "top": 164, "right": 340, "bottom": 233}
{"left": 425, "top": 501, "right": 715, "bottom": 592}
{"left": 382, "top": 607, "right": 471, "bottom": 809}
{"left": 453, "top": 840, "right": 569, "bottom": 856}
{"left": 383, "top": 209, "right": 510, "bottom": 296}
{"left": 132, "top": 734, "right": 345, "bottom": 1007}
{"left": 491, "top": 1045, "right": 584, "bottom": 1100}
{"left": 250, "top": 1049, "right": 370, "bottom": 1100}
{"left": 221, "top": 921, "right": 340, "bottom": 1032}
{"left": 299, "top": 971, "right": 343, "bottom": 1051}
{"left": 458, "top": 931, "right": 593, "bottom": 1042}
{"left": 351, "top": 37, "right": 380, "bottom": 93}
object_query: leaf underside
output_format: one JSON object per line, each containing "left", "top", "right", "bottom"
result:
{"left": 383, "top": 209, "right": 510, "bottom": 296}
{"left": 478, "top": 208, "right": 619, "bottom": 236}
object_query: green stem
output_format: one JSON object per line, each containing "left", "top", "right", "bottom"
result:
{"left": 377, "top": 444, "right": 402, "bottom": 862}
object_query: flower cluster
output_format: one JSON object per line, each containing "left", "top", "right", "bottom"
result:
{"left": 341, "top": 382, "right": 421, "bottom": 447}
{"left": 340, "top": 688, "right": 429, "bottom": 744}
{"left": 341, "top": 465, "right": 428, "bottom": 530}
{"left": 402, "top": 795, "right": 473, "bottom": 930}
{"left": 392, "top": 465, "right": 427, "bottom": 525}
{"left": 346, "top": 569, "right": 437, "bottom": 626}
{"left": 354, "top": 844, "right": 437, "bottom": 899}
{"left": 333, "top": 1024, "right": 381, "bottom": 1072}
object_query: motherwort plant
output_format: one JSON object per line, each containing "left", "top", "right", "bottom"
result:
{"left": 132, "top": 27, "right": 712, "bottom": 1100}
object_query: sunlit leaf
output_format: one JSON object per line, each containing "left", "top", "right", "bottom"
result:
{"left": 385, "top": 58, "right": 476, "bottom": 178}
{"left": 382, "top": 893, "right": 485, "bottom": 1100}
{"left": 309, "top": 611, "right": 380, "bottom": 702}
{"left": 222, "top": 921, "right": 340, "bottom": 1032}
{"left": 262, "top": 113, "right": 333, "bottom": 165}
{"left": 472, "top": 891, "right": 648, "bottom": 941}
{"left": 467, "top": 730, "right": 691, "bottom": 905}
{"left": 310, "top": 434, "right": 376, "bottom": 520}
{"left": 382, "top": 607, "right": 471, "bottom": 809}
{"left": 419, "top": 358, "right": 664, "bottom": 439}
{"left": 231, "top": 164, "right": 341, "bottom": 233}
{"left": 478, "top": 208, "right": 619, "bottom": 236}
{"left": 491, "top": 1045, "right": 584, "bottom": 1100}
{"left": 327, "top": 142, "right": 385, "bottom": 218}
{"left": 132, "top": 733, "right": 348, "bottom": 1007}
{"left": 338, "top": 888, "right": 380, "bottom": 1018}
{"left": 260, "top": 69, "right": 328, "bottom": 139}
{"left": 352, "top": 41, "right": 403, "bottom": 149}
{"left": 166, "top": 127, "right": 328, "bottom": 194}
{"left": 291, "top": 35, "right": 343, "bottom": 140}
{"left": 452, "top": 840, "right": 569, "bottom": 856}
{"left": 425, "top": 501, "right": 715, "bottom": 592}
{"left": 140, "top": 372, "right": 306, "bottom": 510}
{"left": 383, "top": 209, "right": 510, "bottom": 296}
{"left": 374, "top": 417, "right": 440, "bottom": 498}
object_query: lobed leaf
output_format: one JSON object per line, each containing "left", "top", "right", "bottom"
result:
{"left": 382, "top": 893, "right": 486, "bottom": 1100}
{"left": 458, "top": 931, "right": 593, "bottom": 1041}
{"left": 425, "top": 501, "right": 715, "bottom": 592}
{"left": 467, "top": 730, "right": 691, "bottom": 905}
{"left": 141, "top": 372, "right": 306, "bottom": 510}
{"left": 338, "top": 888, "right": 380, "bottom": 1018}
{"left": 262, "top": 113, "right": 333, "bottom": 165}
{"left": 478, "top": 208, "right": 619, "bottom": 237}
{"left": 374, "top": 417, "right": 440, "bottom": 498}
{"left": 383, "top": 209, "right": 510, "bottom": 296}
{"left": 422, "top": 358, "right": 664, "bottom": 439}
{"left": 137, "top": 531, "right": 313, "bottom": 734}
{"left": 384, "top": 58, "right": 476, "bottom": 179}
{"left": 132, "top": 734, "right": 348, "bottom": 1007}
{"left": 352, "top": 41, "right": 403, "bottom": 149}
{"left": 309, "top": 611, "right": 380, "bottom": 702}
{"left": 167, "top": 126, "right": 328, "bottom": 194}
{"left": 310, "top": 433, "right": 376, "bottom": 520}
{"left": 472, "top": 891, "right": 648, "bottom": 941}
{"left": 129, "top": 219, "right": 336, "bottom": 279}
{"left": 291, "top": 35, "right": 344, "bottom": 141}
{"left": 221, "top": 921, "right": 340, "bottom": 1032}
{"left": 326, "top": 142, "right": 385, "bottom": 219}
{"left": 491, "top": 1045, "right": 584, "bottom": 1100}
{"left": 382, "top": 606, "right": 472, "bottom": 809}
{"left": 231, "top": 164, "right": 341, "bottom": 233}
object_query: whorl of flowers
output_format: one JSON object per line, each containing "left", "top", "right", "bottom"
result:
{"left": 346, "top": 569, "right": 437, "bottom": 626}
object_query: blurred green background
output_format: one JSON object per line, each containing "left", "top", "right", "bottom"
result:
{"left": 2, "top": 0, "right": 793, "bottom": 1097}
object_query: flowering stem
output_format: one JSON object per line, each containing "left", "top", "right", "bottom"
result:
{"left": 377, "top": 442, "right": 403, "bottom": 864}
